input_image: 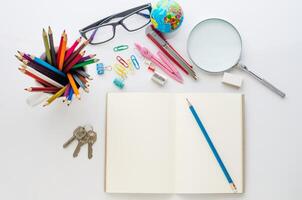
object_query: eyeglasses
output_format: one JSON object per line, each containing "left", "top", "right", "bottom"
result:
{"left": 79, "top": 4, "right": 152, "bottom": 45}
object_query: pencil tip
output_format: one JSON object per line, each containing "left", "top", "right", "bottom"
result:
{"left": 186, "top": 98, "right": 192, "bottom": 106}
{"left": 230, "top": 183, "right": 237, "bottom": 193}
{"left": 42, "top": 103, "right": 49, "bottom": 107}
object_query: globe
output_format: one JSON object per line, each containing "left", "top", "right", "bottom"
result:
{"left": 150, "top": 0, "right": 184, "bottom": 33}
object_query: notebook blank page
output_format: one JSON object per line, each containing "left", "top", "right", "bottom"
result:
{"left": 174, "top": 93, "right": 244, "bottom": 193}
{"left": 106, "top": 93, "right": 175, "bottom": 193}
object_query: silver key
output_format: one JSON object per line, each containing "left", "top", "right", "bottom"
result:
{"left": 63, "top": 126, "right": 86, "bottom": 148}
{"left": 73, "top": 134, "right": 89, "bottom": 157}
{"left": 87, "top": 131, "right": 97, "bottom": 159}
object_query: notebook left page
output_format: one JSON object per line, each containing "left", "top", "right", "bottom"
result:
{"left": 105, "top": 93, "right": 176, "bottom": 193}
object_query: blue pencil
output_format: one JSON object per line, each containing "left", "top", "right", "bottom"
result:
{"left": 29, "top": 55, "right": 66, "bottom": 78}
{"left": 186, "top": 98, "right": 237, "bottom": 192}
{"left": 67, "top": 87, "right": 74, "bottom": 106}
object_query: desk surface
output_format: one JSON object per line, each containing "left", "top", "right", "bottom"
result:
{"left": 1, "top": 0, "right": 301, "bottom": 199}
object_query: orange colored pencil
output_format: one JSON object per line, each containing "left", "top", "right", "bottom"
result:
{"left": 58, "top": 33, "right": 67, "bottom": 71}
{"left": 56, "top": 30, "right": 65, "bottom": 65}
{"left": 67, "top": 73, "right": 80, "bottom": 99}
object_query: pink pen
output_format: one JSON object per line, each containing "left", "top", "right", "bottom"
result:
{"left": 135, "top": 43, "right": 183, "bottom": 83}
{"left": 157, "top": 50, "right": 183, "bottom": 82}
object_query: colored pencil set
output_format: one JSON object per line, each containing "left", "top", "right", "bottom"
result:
{"left": 16, "top": 27, "right": 99, "bottom": 106}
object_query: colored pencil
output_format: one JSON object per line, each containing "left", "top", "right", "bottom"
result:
{"left": 64, "top": 39, "right": 89, "bottom": 67}
{"left": 58, "top": 32, "right": 67, "bottom": 71}
{"left": 21, "top": 59, "right": 67, "bottom": 85}
{"left": 29, "top": 55, "right": 66, "bottom": 78}
{"left": 42, "top": 28, "right": 52, "bottom": 64}
{"left": 56, "top": 30, "right": 65, "bottom": 65}
{"left": 72, "top": 58, "right": 99, "bottom": 69}
{"left": 67, "top": 73, "right": 80, "bottom": 99}
{"left": 77, "top": 74, "right": 89, "bottom": 87}
{"left": 62, "top": 84, "right": 70, "bottom": 102}
{"left": 43, "top": 85, "right": 67, "bottom": 107}
{"left": 64, "top": 37, "right": 81, "bottom": 62}
{"left": 78, "top": 54, "right": 96, "bottom": 63}
{"left": 186, "top": 98, "right": 237, "bottom": 192}
{"left": 73, "top": 74, "right": 89, "bottom": 93}
{"left": 63, "top": 51, "right": 85, "bottom": 73}
{"left": 75, "top": 69, "right": 93, "bottom": 80}
{"left": 21, "top": 65, "right": 64, "bottom": 88}
{"left": 19, "top": 67, "right": 54, "bottom": 87}
{"left": 25, "top": 87, "right": 60, "bottom": 92}
{"left": 48, "top": 26, "right": 57, "bottom": 67}
{"left": 67, "top": 86, "right": 74, "bottom": 106}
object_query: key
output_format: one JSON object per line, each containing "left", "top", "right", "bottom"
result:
{"left": 73, "top": 134, "right": 89, "bottom": 157}
{"left": 87, "top": 130, "right": 97, "bottom": 159}
{"left": 63, "top": 126, "right": 86, "bottom": 148}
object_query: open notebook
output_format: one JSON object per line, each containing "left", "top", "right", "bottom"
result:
{"left": 105, "top": 93, "right": 244, "bottom": 193}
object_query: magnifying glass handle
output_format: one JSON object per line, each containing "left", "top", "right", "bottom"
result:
{"left": 238, "top": 64, "right": 286, "bottom": 98}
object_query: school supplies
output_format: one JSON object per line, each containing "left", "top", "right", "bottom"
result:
{"left": 151, "top": 71, "right": 167, "bottom": 86}
{"left": 186, "top": 98, "right": 237, "bottom": 192}
{"left": 131, "top": 55, "right": 140, "bottom": 69}
{"left": 63, "top": 125, "right": 97, "bottom": 159}
{"left": 145, "top": 25, "right": 197, "bottom": 80}
{"left": 135, "top": 43, "right": 183, "bottom": 83}
{"left": 222, "top": 73, "right": 243, "bottom": 88}
{"left": 16, "top": 28, "right": 96, "bottom": 107}
{"left": 79, "top": 4, "right": 152, "bottom": 45}
{"left": 105, "top": 93, "right": 244, "bottom": 193}
{"left": 116, "top": 56, "right": 128, "bottom": 68}
{"left": 113, "top": 45, "right": 129, "bottom": 52}
{"left": 187, "top": 18, "right": 285, "bottom": 97}
{"left": 113, "top": 78, "right": 125, "bottom": 89}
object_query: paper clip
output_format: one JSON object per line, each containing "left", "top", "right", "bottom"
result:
{"left": 130, "top": 55, "right": 140, "bottom": 70}
{"left": 116, "top": 56, "right": 128, "bottom": 68}
{"left": 113, "top": 64, "right": 127, "bottom": 79}
{"left": 113, "top": 78, "right": 125, "bottom": 89}
{"left": 96, "top": 63, "right": 112, "bottom": 75}
{"left": 113, "top": 45, "right": 129, "bottom": 52}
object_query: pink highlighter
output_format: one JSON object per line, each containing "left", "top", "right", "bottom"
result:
{"left": 134, "top": 43, "right": 183, "bottom": 83}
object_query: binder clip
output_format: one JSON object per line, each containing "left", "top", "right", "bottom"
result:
{"left": 96, "top": 63, "right": 112, "bottom": 75}
{"left": 113, "top": 78, "right": 125, "bottom": 89}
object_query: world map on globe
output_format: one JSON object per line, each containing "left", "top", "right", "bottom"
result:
{"left": 150, "top": 0, "right": 184, "bottom": 33}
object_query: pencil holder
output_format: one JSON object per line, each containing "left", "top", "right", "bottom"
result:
{"left": 16, "top": 27, "right": 98, "bottom": 107}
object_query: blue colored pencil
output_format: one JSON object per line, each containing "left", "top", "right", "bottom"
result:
{"left": 67, "top": 86, "right": 74, "bottom": 106}
{"left": 186, "top": 98, "right": 237, "bottom": 192}
{"left": 29, "top": 55, "right": 66, "bottom": 78}
{"left": 72, "top": 74, "right": 89, "bottom": 93}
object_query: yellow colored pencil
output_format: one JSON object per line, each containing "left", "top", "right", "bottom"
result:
{"left": 43, "top": 85, "right": 67, "bottom": 107}
{"left": 67, "top": 73, "right": 80, "bottom": 99}
{"left": 58, "top": 33, "right": 67, "bottom": 71}
{"left": 42, "top": 28, "right": 52, "bottom": 64}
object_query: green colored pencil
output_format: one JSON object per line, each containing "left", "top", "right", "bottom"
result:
{"left": 42, "top": 28, "right": 52, "bottom": 64}
{"left": 72, "top": 59, "right": 99, "bottom": 69}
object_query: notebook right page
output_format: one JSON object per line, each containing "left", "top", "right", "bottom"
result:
{"left": 174, "top": 93, "right": 244, "bottom": 193}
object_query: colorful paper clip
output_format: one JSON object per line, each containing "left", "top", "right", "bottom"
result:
{"left": 113, "top": 63, "right": 127, "bottom": 79}
{"left": 113, "top": 45, "right": 129, "bottom": 52}
{"left": 96, "top": 63, "right": 112, "bottom": 75}
{"left": 130, "top": 55, "right": 140, "bottom": 70}
{"left": 113, "top": 78, "right": 125, "bottom": 89}
{"left": 116, "top": 56, "right": 128, "bottom": 68}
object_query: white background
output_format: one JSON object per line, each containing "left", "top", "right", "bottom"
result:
{"left": 0, "top": 0, "right": 301, "bottom": 199}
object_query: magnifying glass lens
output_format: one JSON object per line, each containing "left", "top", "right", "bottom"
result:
{"left": 187, "top": 19, "right": 242, "bottom": 73}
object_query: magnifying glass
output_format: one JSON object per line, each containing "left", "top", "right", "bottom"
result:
{"left": 187, "top": 18, "right": 285, "bottom": 98}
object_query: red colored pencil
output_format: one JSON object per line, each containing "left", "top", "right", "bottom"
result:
{"left": 64, "top": 37, "right": 81, "bottom": 62}
{"left": 25, "top": 87, "right": 60, "bottom": 92}
{"left": 64, "top": 39, "right": 89, "bottom": 67}
{"left": 63, "top": 51, "right": 85, "bottom": 73}
{"left": 18, "top": 67, "right": 54, "bottom": 87}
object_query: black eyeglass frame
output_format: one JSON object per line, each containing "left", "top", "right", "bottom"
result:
{"left": 79, "top": 3, "right": 152, "bottom": 44}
